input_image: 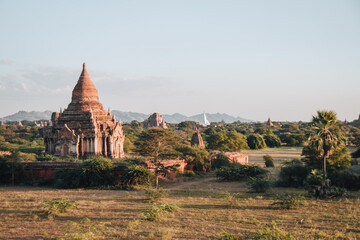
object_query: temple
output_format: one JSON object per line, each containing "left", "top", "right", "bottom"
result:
{"left": 43, "top": 63, "right": 125, "bottom": 158}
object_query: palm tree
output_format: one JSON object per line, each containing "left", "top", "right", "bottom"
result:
{"left": 308, "top": 110, "right": 343, "bottom": 180}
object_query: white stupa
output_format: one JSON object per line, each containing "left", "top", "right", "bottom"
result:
{"left": 203, "top": 112, "right": 210, "bottom": 126}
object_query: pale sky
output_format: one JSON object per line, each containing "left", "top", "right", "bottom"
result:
{"left": 0, "top": 0, "right": 359, "bottom": 121}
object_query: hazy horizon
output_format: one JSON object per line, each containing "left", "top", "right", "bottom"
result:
{"left": 1, "top": 0, "right": 359, "bottom": 122}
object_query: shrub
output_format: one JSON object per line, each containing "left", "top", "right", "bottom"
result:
{"left": 263, "top": 134, "right": 281, "bottom": 148}
{"left": 277, "top": 160, "right": 309, "bottom": 187}
{"left": 216, "top": 164, "right": 268, "bottom": 181}
{"left": 247, "top": 177, "right": 271, "bottom": 193}
{"left": 80, "top": 157, "right": 115, "bottom": 187}
{"left": 304, "top": 170, "right": 347, "bottom": 198}
{"left": 271, "top": 194, "right": 307, "bottom": 209}
{"left": 331, "top": 171, "right": 360, "bottom": 190}
{"left": 177, "top": 145, "right": 210, "bottom": 172}
{"left": 183, "top": 170, "right": 196, "bottom": 177}
{"left": 44, "top": 198, "right": 78, "bottom": 217}
{"left": 217, "top": 232, "right": 239, "bottom": 240}
{"left": 212, "top": 153, "right": 230, "bottom": 169}
{"left": 36, "top": 154, "right": 59, "bottom": 161}
{"left": 121, "top": 164, "right": 152, "bottom": 187}
{"left": 247, "top": 134, "right": 266, "bottom": 149}
{"left": 145, "top": 187, "right": 169, "bottom": 202}
{"left": 251, "top": 223, "right": 296, "bottom": 239}
{"left": 54, "top": 157, "right": 115, "bottom": 188}
{"left": 263, "top": 155, "right": 274, "bottom": 167}
{"left": 222, "top": 191, "right": 243, "bottom": 207}
{"left": 351, "top": 147, "right": 360, "bottom": 158}
{"left": 142, "top": 203, "right": 179, "bottom": 221}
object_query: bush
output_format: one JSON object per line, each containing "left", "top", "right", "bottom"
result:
{"left": 121, "top": 164, "right": 152, "bottom": 187}
{"left": 142, "top": 203, "right": 179, "bottom": 221}
{"left": 183, "top": 170, "right": 196, "bottom": 177}
{"left": 263, "top": 134, "right": 281, "bottom": 148}
{"left": 44, "top": 198, "right": 78, "bottom": 217}
{"left": 177, "top": 145, "right": 210, "bottom": 171}
{"left": 145, "top": 187, "right": 169, "bottom": 202}
{"left": 277, "top": 160, "right": 309, "bottom": 187}
{"left": 212, "top": 153, "right": 230, "bottom": 169}
{"left": 271, "top": 194, "right": 307, "bottom": 209}
{"left": 351, "top": 147, "right": 360, "bottom": 158}
{"left": 222, "top": 191, "right": 243, "bottom": 207}
{"left": 247, "top": 177, "right": 271, "bottom": 193}
{"left": 247, "top": 134, "right": 266, "bottom": 149}
{"left": 279, "top": 133, "right": 306, "bottom": 147}
{"left": 216, "top": 164, "right": 268, "bottom": 181}
{"left": 331, "top": 171, "right": 360, "bottom": 190}
{"left": 54, "top": 157, "right": 115, "bottom": 188}
{"left": 304, "top": 170, "right": 347, "bottom": 198}
{"left": 0, "top": 151, "right": 23, "bottom": 185}
{"left": 263, "top": 155, "right": 274, "bottom": 167}
{"left": 36, "top": 154, "right": 59, "bottom": 161}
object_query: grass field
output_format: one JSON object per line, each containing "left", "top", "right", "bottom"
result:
{"left": 1, "top": 147, "right": 359, "bottom": 240}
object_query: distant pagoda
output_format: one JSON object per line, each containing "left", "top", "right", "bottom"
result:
{"left": 43, "top": 63, "right": 125, "bottom": 158}
{"left": 267, "top": 117, "right": 274, "bottom": 127}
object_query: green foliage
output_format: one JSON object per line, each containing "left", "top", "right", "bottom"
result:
{"left": 304, "top": 170, "right": 347, "bottom": 198}
{"left": 331, "top": 170, "right": 360, "bottom": 190}
{"left": 135, "top": 128, "right": 180, "bottom": 186}
{"left": 222, "top": 191, "right": 244, "bottom": 207}
{"left": 142, "top": 203, "right": 179, "bottom": 221}
{"left": 253, "top": 223, "right": 296, "bottom": 239}
{"left": 216, "top": 164, "right": 268, "bottom": 181}
{"left": 217, "top": 232, "right": 239, "bottom": 240}
{"left": 54, "top": 157, "right": 115, "bottom": 188}
{"left": 58, "top": 217, "right": 111, "bottom": 240}
{"left": 36, "top": 154, "right": 59, "bottom": 161}
{"left": 212, "top": 153, "right": 231, "bottom": 169}
{"left": 206, "top": 130, "right": 249, "bottom": 152}
{"left": 351, "top": 147, "right": 360, "bottom": 158}
{"left": 182, "top": 170, "right": 196, "bottom": 177}
{"left": 277, "top": 160, "right": 309, "bottom": 187}
{"left": 271, "top": 194, "right": 307, "bottom": 209}
{"left": 247, "top": 177, "right": 271, "bottom": 193}
{"left": 44, "top": 198, "right": 78, "bottom": 217}
{"left": 307, "top": 110, "right": 349, "bottom": 179}
{"left": 263, "top": 134, "right": 282, "bottom": 148}
{"left": 145, "top": 187, "right": 169, "bottom": 202}
{"left": 121, "top": 164, "right": 152, "bottom": 187}
{"left": 263, "top": 155, "right": 274, "bottom": 167}
{"left": 247, "top": 134, "right": 266, "bottom": 150}
{"left": 0, "top": 151, "right": 23, "bottom": 185}
{"left": 279, "top": 133, "right": 306, "bottom": 147}
{"left": 177, "top": 145, "right": 210, "bottom": 171}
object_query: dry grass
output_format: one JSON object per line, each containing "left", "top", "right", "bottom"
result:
{"left": 1, "top": 183, "right": 359, "bottom": 239}
{"left": 0, "top": 148, "right": 359, "bottom": 239}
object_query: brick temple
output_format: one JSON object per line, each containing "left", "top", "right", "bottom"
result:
{"left": 43, "top": 63, "right": 125, "bottom": 158}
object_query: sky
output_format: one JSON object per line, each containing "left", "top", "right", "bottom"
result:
{"left": 0, "top": 0, "right": 359, "bottom": 122}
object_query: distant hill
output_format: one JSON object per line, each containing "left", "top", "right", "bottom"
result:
{"left": 1, "top": 110, "right": 251, "bottom": 123}
{"left": 112, "top": 111, "right": 251, "bottom": 123}
{"left": 0, "top": 110, "right": 53, "bottom": 122}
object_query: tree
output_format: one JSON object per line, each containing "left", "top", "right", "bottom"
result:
{"left": 206, "top": 130, "right": 249, "bottom": 152}
{"left": 306, "top": 110, "right": 349, "bottom": 180}
{"left": 0, "top": 151, "right": 22, "bottom": 185}
{"left": 135, "top": 128, "right": 179, "bottom": 187}
{"left": 263, "top": 134, "right": 281, "bottom": 148}
{"left": 247, "top": 134, "right": 266, "bottom": 149}
{"left": 177, "top": 145, "right": 210, "bottom": 171}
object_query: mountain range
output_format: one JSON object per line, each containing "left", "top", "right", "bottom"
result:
{"left": 0, "top": 110, "right": 251, "bottom": 123}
